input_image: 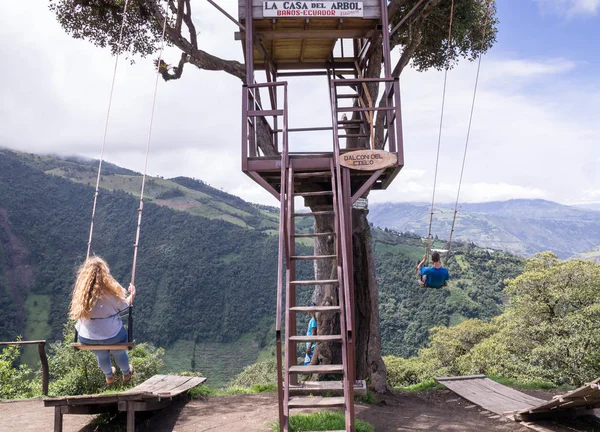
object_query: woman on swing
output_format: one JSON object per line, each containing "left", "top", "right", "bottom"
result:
{"left": 416, "top": 251, "right": 450, "bottom": 289}
{"left": 70, "top": 256, "right": 135, "bottom": 385}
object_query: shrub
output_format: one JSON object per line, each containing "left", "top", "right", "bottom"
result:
{"left": 227, "top": 358, "right": 278, "bottom": 389}
{"left": 48, "top": 326, "right": 165, "bottom": 396}
{"left": 0, "top": 344, "right": 38, "bottom": 399}
{"left": 383, "top": 356, "right": 425, "bottom": 387}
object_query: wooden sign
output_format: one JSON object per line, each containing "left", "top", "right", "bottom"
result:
{"left": 340, "top": 149, "right": 397, "bottom": 171}
{"left": 352, "top": 198, "right": 368, "bottom": 210}
{"left": 263, "top": 1, "right": 364, "bottom": 17}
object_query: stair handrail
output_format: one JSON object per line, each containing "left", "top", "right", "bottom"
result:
{"left": 275, "top": 81, "right": 289, "bottom": 432}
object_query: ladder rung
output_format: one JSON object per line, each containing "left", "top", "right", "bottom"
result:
{"left": 289, "top": 364, "right": 344, "bottom": 374}
{"left": 293, "top": 211, "right": 335, "bottom": 217}
{"left": 336, "top": 94, "right": 359, "bottom": 99}
{"left": 292, "top": 232, "right": 335, "bottom": 238}
{"left": 338, "top": 119, "right": 363, "bottom": 124}
{"left": 294, "top": 171, "right": 332, "bottom": 178}
{"left": 288, "top": 396, "right": 345, "bottom": 408}
{"left": 291, "top": 255, "right": 336, "bottom": 260}
{"left": 295, "top": 191, "right": 333, "bottom": 197}
{"left": 290, "top": 279, "right": 338, "bottom": 285}
{"left": 290, "top": 306, "right": 340, "bottom": 312}
{"left": 290, "top": 335, "right": 342, "bottom": 342}
{"left": 339, "top": 133, "right": 370, "bottom": 138}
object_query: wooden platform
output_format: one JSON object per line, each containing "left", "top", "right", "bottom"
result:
{"left": 436, "top": 375, "right": 600, "bottom": 426}
{"left": 435, "top": 375, "right": 546, "bottom": 416}
{"left": 44, "top": 374, "right": 206, "bottom": 432}
{"left": 513, "top": 377, "right": 600, "bottom": 421}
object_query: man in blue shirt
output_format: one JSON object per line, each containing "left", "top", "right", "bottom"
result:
{"left": 417, "top": 251, "right": 450, "bottom": 289}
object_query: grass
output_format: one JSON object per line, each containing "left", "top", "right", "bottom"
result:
{"left": 21, "top": 295, "right": 51, "bottom": 367}
{"left": 188, "top": 383, "right": 277, "bottom": 399}
{"left": 272, "top": 411, "right": 374, "bottom": 432}
{"left": 489, "top": 376, "right": 571, "bottom": 391}
{"left": 356, "top": 391, "right": 375, "bottom": 404}
{"left": 374, "top": 242, "right": 423, "bottom": 262}
{"left": 394, "top": 379, "right": 444, "bottom": 392}
{"left": 162, "top": 335, "right": 265, "bottom": 387}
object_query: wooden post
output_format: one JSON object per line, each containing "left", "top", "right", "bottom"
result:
{"left": 127, "top": 400, "right": 135, "bottom": 432}
{"left": 39, "top": 342, "right": 49, "bottom": 396}
{"left": 54, "top": 406, "right": 63, "bottom": 432}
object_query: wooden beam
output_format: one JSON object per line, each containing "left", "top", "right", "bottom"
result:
{"left": 299, "top": 18, "right": 309, "bottom": 62}
{"left": 256, "top": 61, "right": 355, "bottom": 70}
{"left": 236, "top": 29, "right": 373, "bottom": 40}
{"left": 54, "top": 406, "right": 63, "bottom": 432}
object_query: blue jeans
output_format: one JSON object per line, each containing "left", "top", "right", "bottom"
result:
{"left": 79, "top": 326, "right": 131, "bottom": 377}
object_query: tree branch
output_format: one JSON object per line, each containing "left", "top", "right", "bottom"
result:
{"left": 391, "top": 0, "right": 441, "bottom": 77}
{"left": 183, "top": 0, "right": 198, "bottom": 50}
{"left": 387, "top": 0, "right": 410, "bottom": 23}
{"left": 142, "top": 0, "right": 276, "bottom": 155}
{"left": 175, "top": 0, "right": 184, "bottom": 34}
{"left": 156, "top": 52, "right": 188, "bottom": 81}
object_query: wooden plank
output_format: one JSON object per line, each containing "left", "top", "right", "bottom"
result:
{"left": 290, "top": 335, "right": 341, "bottom": 342}
{"left": 126, "top": 401, "right": 135, "bottom": 432}
{"left": 435, "top": 376, "right": 546, "bottom": 416}
{"left": 147, "top": 375, "right": 192, "bottom": 395}
{"left": 0, "top": 340, "right": 46, "bottom": 345}
{"left": 54, "top": 406, "right": 63, "bottom": 432}
{"left": 162, "top": 377, "right": 207, "bottom": 397}
{"left": 290, "top": 306, "right": 340, "bottom": 312}
{"left": 290, "top": 279, "right": 338, "bottom": 285}
{"left": 118, "top": 399, "right": 172, "bottom": 412}
{"left": 238, "top": 29, "right": 374, "bottom": 40}
{"left": 71, "top": 343, "right": 134, "bottom": 351}
{"left": 289, "top": 379, "right": 366, "bottom": 396}
{"left": 288, "top": 396, "right": 345, "bottom": 408}
{"left": 518, "top": 377, "right": 600, "bottom": 416}
{"left": 120, "top": 374, "right": 168, "bottom": 395}
{"left": 436, "top": 374, "right": 486, "bottom": 382}
{"left": 289, "top": 364, "right": 344, "bottom": 374}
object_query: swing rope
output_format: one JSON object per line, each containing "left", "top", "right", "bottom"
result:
{"left": 86, "top": 0, "right": 132, "bottom": 259}
{"left": 130, "top": 13, "right": 169, "bottom": 287}
{"left": 447, "top": 0, "right": 493, "bottom": 253}
{"left": 425, "top": 0, "right": 455, "bottom": 257}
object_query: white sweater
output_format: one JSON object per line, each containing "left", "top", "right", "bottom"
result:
{"left": 76, "top": 295, "right": 129, "bottom": 340}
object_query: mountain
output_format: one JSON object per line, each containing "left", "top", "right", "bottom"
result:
{"left": 0, "top": 148, "right": 524, "bottom": 382}
{"left": 368, "top": 200, "right": 600, "bottom": 258}
{"left": 574, "top": 203, "right": 600, "bottom": 212}
{"left": 573, "top": 246, "right": 600, "bottom": 263}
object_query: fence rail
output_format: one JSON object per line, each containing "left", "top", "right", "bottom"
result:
{"left": 0, "top": 340, "right": 49, "bottom": 395}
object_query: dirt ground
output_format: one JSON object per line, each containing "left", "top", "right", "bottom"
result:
{"left": 2, "top": 389, "right": 600, "bottom": 432}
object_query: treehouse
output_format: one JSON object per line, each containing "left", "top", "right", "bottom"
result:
{"left": 237, "top": 0, "right": 403, "bottom": 430}
{"left": 238, "top": 0, "right": 403, "bottom": 199}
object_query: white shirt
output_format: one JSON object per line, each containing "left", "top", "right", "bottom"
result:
{"left": 76, "top": 295, "right": 129, "bottom": 340}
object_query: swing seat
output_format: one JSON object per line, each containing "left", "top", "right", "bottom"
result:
{"left": 71, "top": 342, "right": 135, "bottom": 351}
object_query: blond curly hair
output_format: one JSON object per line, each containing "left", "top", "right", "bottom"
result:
{"left": 70, "top": 256, "right": 127, "bottom": 320}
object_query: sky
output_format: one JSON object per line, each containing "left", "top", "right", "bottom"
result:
{"left": 0, "top": 0, "right": 599, "bottom": 208}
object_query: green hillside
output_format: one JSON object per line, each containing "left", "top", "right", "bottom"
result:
{"left": 0, "top": 149, "right": 524, "bottom": 384}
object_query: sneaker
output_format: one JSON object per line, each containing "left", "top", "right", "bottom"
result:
{"left": 106, "top": 367, "right": 116, "bottom": 385}
{"left": 123, "top": 365, "right": 134, "bottom": 384}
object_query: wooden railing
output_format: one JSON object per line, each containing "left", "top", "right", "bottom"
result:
{"left": 0, "top": 340, "right": 49, "bottom": 395}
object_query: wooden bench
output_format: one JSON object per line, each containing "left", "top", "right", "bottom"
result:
{"left": 43, "top": 374, "right": 207, "bottom": 432}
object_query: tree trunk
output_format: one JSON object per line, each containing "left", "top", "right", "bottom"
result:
{"left": 351, "top": 209, "right": 388, "bottom": 393}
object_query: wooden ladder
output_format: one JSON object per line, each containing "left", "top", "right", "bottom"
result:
{"left": 277, "top": 160, "right": 355, "bottom": 432}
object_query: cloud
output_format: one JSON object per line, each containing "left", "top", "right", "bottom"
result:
{"left": 0, "top": 3, "right": 598, "bottom": 210}
{"left": 536, "top": 0, "right": 600, "bottom": 17}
